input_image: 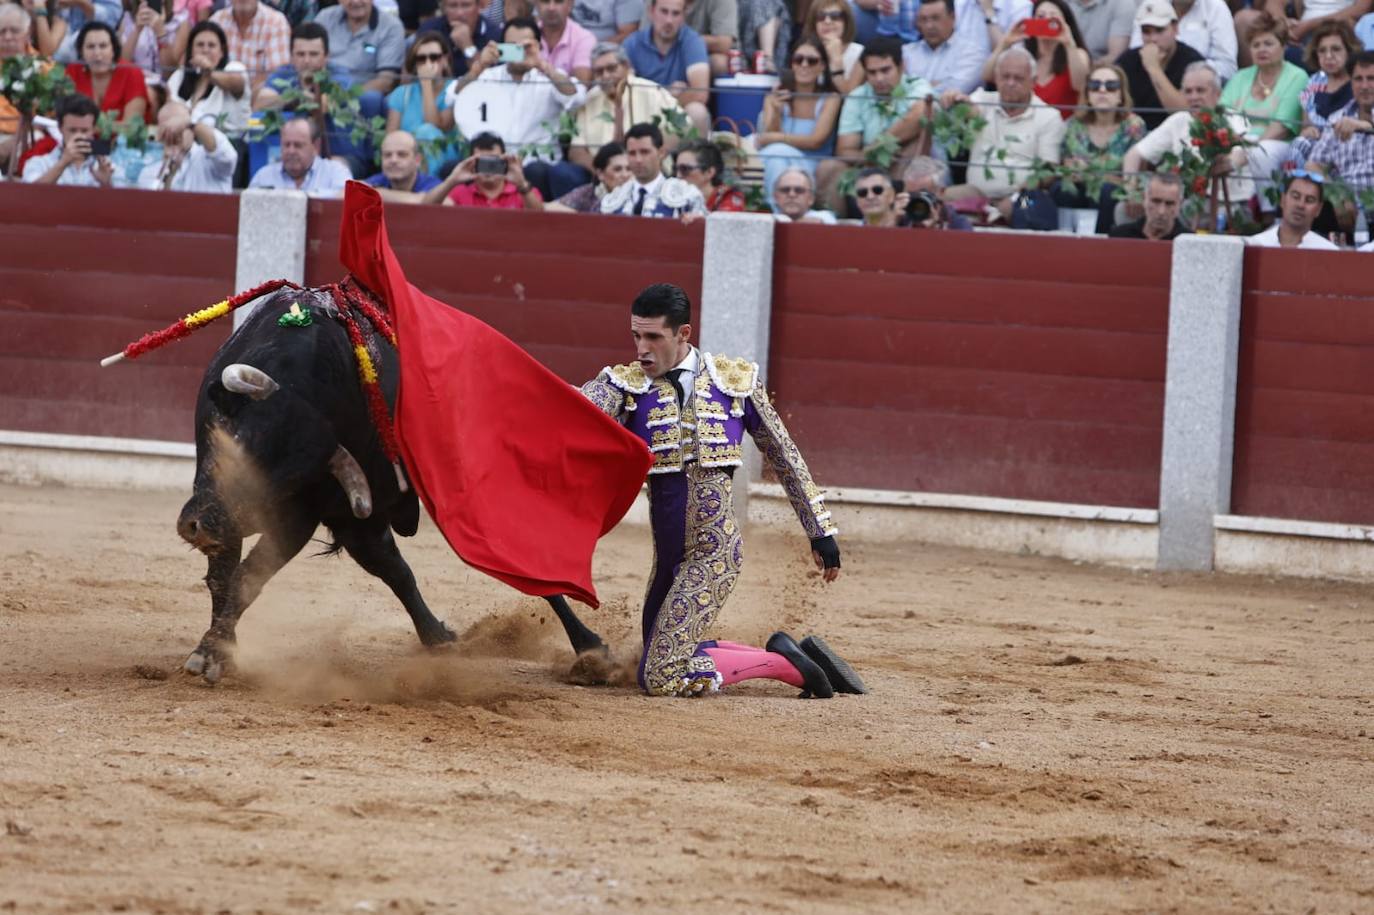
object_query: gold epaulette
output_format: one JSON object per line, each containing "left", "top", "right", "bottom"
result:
{"left": 600, "top": 361, "right": 652, "bottom": 394}
{"left": 703, "top": 353, "right": 759, "bottom": 398}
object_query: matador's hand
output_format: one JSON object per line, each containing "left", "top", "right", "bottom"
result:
{"left": 810, "top": 536, "right": 841, "bottom": 583}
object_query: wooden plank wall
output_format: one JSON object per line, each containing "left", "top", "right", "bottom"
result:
{"left": 1231, "top": 249, "right": 1374, "bottom": 525}
{"left": 0, "top": 184, "right": 238, "bottom": 443}
{"left": 304, "top": 201, "right": 705, "bottom": 383}
{"left": 769, "top": 225, "right": 1172, "bottom": 508}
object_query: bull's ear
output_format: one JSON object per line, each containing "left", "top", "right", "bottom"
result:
{"left": 206, "top": 380, "right": 247, "bottom": 418}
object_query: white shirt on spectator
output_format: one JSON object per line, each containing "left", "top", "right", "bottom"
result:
{"left": 775, "top": 209, "right": 837, "bottom": 224}
{"left": 903, "top": 0, "right": 990, "bottom": 95}
{"left": 1131, "top": 109, "right": 1254, "bottom": 201}
{"left": 249, "top": 156, "right": 352, "bottom": 197}
{"left": 1302, "top": 0, "right": 1356, "bottom": 20}
{"left": 966, "top": 88, "right": 1066, "bottom": 197}
{"left": 991, "top": 0, "right": 1033, "bottom": 33}
{"left": 165, "top": 62, "right": 253, "bottom": 135}
{"left": 21, "top": 144, "right": 121, "bottom": 187}
{"left": 1245, "top": 225, "right": 1341, "bottom": 249}
{"left": 137, "top": 129, "right": 238, "bottom": 193}
{"left": 600, "top": 172, "right": 705, "bottom": 217}
{"left": 1130, "top": 0, "right": 1237, "bottom": 81}
{"left": 446, "top": 65, "right": 587, "bottom": 164}
{"left": 1358, "top": 238, "right": 1374, "bottom": 251}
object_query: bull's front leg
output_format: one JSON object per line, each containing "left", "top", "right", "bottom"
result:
{"left": 185, "top": 510, "right": 318, "bottom": 685}
{"left": 183, "top": 538, "right": 242, "bottom": 680}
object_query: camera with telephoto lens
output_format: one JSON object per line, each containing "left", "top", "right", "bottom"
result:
{"left": 905, "top": 190, "right": 941, "bottom": 226}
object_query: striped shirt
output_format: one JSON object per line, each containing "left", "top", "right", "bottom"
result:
{"left": 210, "top": 3, "right": 292, "bottom": 84}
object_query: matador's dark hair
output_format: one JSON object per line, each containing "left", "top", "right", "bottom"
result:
{"left": 632, "top": 283, "right": 692, "bottom": 331}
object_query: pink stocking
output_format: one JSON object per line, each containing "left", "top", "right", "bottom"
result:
{"left": 704, "top": 645, "right": 805, "bottom": 688}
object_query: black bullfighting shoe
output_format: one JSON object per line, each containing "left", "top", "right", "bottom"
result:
{"left": 765, "top": 631, "right": 834, "bottom": 699}
{"left": 800, "top": 635, "right": 868, "bottom": 695}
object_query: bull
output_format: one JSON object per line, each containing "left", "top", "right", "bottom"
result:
{"left": 175, "top": 286, "right": 606, "bottom": 684}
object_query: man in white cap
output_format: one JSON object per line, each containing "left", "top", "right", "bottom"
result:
{"left": 1114, "top": 0, "right": 1205, "bottom": 130}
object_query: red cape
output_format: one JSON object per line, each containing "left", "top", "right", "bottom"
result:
{"left": 337, "top": 183, "right": 652, "bottom": 607}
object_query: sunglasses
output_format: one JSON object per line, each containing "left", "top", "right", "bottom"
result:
{"left": 1287, "top": 168, "right": 1325, "bottom": 185}
{"left": 854, "top": 185, "right": 888, "bottom": 198}
{"left": 1087, "top": 79, "right": 1121, "bottom": 91}
{"left": 675, "top": 163, "right": 701, "bottom": 174}
{"left": 792, "top": 54, "right": 822, "bottom": 65}
{"left": 414, "top": 52, "right": 446, "bottom": 63}
{"left": 776, "top": 185, "right": 809, "bottom": 195}
{"left": 816, "top": 9, "right": 845, "bottom": 20}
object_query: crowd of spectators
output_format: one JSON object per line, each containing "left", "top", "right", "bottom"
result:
{"left": 2, "top": 0, "right": 1373, "bottom": 248}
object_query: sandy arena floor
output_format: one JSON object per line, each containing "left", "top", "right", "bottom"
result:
{"left": 0, "top": 482, "right": 1371, "bottom": 914}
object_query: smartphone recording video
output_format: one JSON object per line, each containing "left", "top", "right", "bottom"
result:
{"left": 475, "top": 155, "right": 508, "bottom": 176}
{"left": 496, "top": 42, "right": 524, "bottom": 64}
{"left": 1022, "top": 17, "right": 1063, "bottom": 38}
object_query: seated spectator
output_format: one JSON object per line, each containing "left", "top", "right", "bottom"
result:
{"left": 136, "top": 100, "right": 237, "bottom": 191}
{"left": 1122, "top": 62, "right": 1252, "bottom": 221}
{"left": 1128, "top": 0, "right": 1235, "bottom": 82}
{"left": 667, "top": 0, "right": 736, "bottom": 76}
{"left": 1289, "top": 21, "right": 1360, "bottom": 168}
{"left": 166, "top": 21, "right": 250, "bottom": 136}
{"left": 978, "top": 0, "right": 1036, "bottom": 51}
{"left": 447, "top": 17, "right": 589, "bottom": 199}
{"left": 1054, "top": 63, "right": 1145, "bottom": 232}
{"left": 572, "top": 0, "right": 644, "bottom": 43}
{"left": 1359, "top": 11, "right": 1374, "bottom": 53}
{"left": 982, "top": 0, "right": 1090, "bottom": 119}
{"left": 853, "top": 166, "right": 900, "bottom": 225}
{"left": 771, "top": 166, "right": 838, "bottom": 222}
{"left": 737, "top": 0, "right": 789, "bottom": 72}
{"left": 365, "top": 129, "right": 443, "bottom": 201}
{"left": 383, "top": 31, "right": 456, "bottom": 149}
{"left": 1, "top": 4, "right": 41, "bottom": 162}
{"left": 599, "top": 120, "right": 705, "bottom": 216}
{"left": 901, "top": 0, "right": 985, "bottom": 95}
{"left": 254, "top": 23, "right": 351, "bottom": 109}
{"left": 66, "top": 21, "right": 149, "bottom": 123}
{"left": 417, "top": 0, "right": 496, "bottom": 77}
{"left": 819, "top": 37, "right": 931, "bottom": 205}
{"left": 547, "top": 140, "right": 632, "bottom": 212}
{"left": 22, "top": 94, "right": 120, "bottom": 185}
{"left": 39, "top": 0, "right": 122, "bottom": 63}
{"left": 942, "top": 46, "right": 1067, "bottom": 221}
{"left": 1221, "top": 13, "right": 1307, "bottom": 201}
{"left": 756, "top": 34, "right": 839, "bottom": 198}
{"left": 1307, "top": 51, "right": 1374, "bottom": 224}
{"left": 210, "top": 0, "right": 292, "bottom": 93}
{"left": 248, "top": 115, "right": 352, "bottom": 194}
{"left": 622, "top": 0, "right": 710, "bottom": 134}
{"left": 1246, "top": 171, "right": 1340, "bottom": 248}
{"left": 805, "top": 0, "right": 865, "bottom": 93}
{"left": 1063, "top": 0, "right": 1132, "bottom": 62}
{"left": 537, "top": 0, "right": 594, "bottom": 84}
{"left": 117, "top": 0, "right": 176, "bottom": 104}
{"left": 267, "top": 0, "right": 317, "bottom": 28}
{"left": 314, "top": 0, "right": 403, "bottom": 95}
{"left": 675, "top": 140, "right": 744, "bottom": 209}
{"left": 1239, "top": 0, "right": 1365, "bottom": 68}
{"left": 1108, "top": 171, "right": 1190, "bottom": 238}
{"left": 900, "top": 154, "right": 973, "bottom": 228}
{"left": 570, "top": 41, "right": 684, "bottom": 169}
{"left": 1115, "top": 0, "right": 1203, "bottom": 131}
{"left": 423, "top": 130, "right": 546, "bottom": 208}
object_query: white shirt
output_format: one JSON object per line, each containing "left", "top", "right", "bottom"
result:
{"left": 1132, "top": 109, "right": 1254, "bottom": 201}
{"left": 165, "top": 62, "right": 253, "bottom": 135}
{"left": 666, "top": 347, "right": 700, "bottom": 407}
{"left": 1130, "top": 0, "right": 1238, "bottom": 81}
{"left": 966, "top": 89, "right": 1066, "bottom": 197}
{"left": 137, "top": 130, "right": 238, "bottom": 193}
{"left": 1245, "top": 224, "right": 1341, "bottom": 249}
{"left": 21, "top": 145, "right": 120, "bottom": 187}
{"left": 249, "top": 156, "right": 352, "bottom": 198}
{"left": 1302, "top": 0, "right": 1356, "bottom": 20}
{"left": 446, "top": 65, "right": 587, "bottom": 163}
{"left": 775, "top": 209, "right": 837, "bottom": 224}
{"left": 1359, "top": 238, "right": 1374, "bottom": 252}
{"left": 991, "top": 0, "right": 1033, "bottom": 33}
{"left": 600, "top": 172, "right": 705, "bottom": 218}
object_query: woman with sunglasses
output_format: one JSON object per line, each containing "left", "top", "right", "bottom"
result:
{"left": 385, "top": 31, "right": 458, "bottom": 164}
{"left": 983, "top": 0, "right": 1089, "bottom": 120}
{"left": 674, "top": 140, "right": 746, "bottom": 210}
{"left": 165, "top": 21, "right": 248, "bottom": 135}
{"left": 1288, "top": 20, "right": 1361, "bottom": 169}
{"left": 66, "top": 20, "right": 149, "bottom": 124}
{"left": 755, "top": 34, "right": 840, "bottom": 203}
{"left": 804, "top": 0, "right": 864, "bottom": 93}
{"left": 1052, "top": 63, "right": 1144, "bottom": 232}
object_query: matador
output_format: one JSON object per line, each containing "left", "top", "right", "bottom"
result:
{"left": 581, "top": 283, "right": 867, "bottom": 698}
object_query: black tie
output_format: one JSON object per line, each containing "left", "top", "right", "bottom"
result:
{"left": 632, "top": 186, "right": 647, "bottom": 216}
{"left": 665, "top": 369, "right": 687, "bottom": 406}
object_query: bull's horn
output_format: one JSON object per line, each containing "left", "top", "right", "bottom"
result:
{"left": 221, "top": 364, "right": 280, "bottom": 400}
{"left": 329, "top": 446, "right": 373, "bottom": 519}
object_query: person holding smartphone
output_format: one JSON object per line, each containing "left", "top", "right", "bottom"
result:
{"left": 22, "top": 94, "right": 121, "bottom": 186}
{"left": 422, "top": 130, "right": 545, "bottom": 209}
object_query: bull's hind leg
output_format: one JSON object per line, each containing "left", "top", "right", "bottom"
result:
{"left": 544, "top": 595, "right": 606, "bottom": 656}
{"left": 333, "top": 524, "right": 456, "bottom": 647}
{"left": 185, "top": 508, "right": 319, "bottom": 684}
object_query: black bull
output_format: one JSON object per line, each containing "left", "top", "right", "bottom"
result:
{"left": 175, "top": 288, "right": 606, "bottom": 684}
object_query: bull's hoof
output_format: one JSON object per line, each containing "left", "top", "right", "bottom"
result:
{"left": 183, "top": 647, "right": 231, "bottom": 685}
{"left": 183, "top": 651, "right": 206, "bottom": 676}
{"left": 419, "top": 621, "right": 458, "bottom": 648}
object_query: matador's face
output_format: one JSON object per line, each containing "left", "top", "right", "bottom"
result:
{"left": 631, "top": 315, "right": 691, "bottom": 380}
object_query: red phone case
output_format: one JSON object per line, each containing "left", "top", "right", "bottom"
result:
{"left": 1022, "top": 17, "right": 1063, "bottom": 38}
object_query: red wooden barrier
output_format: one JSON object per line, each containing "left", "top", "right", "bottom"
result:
{"left": 769, "top": 224, "right": 1171, "bottom": 508}
{"left": 0, "top": 183, "right": 238, "bottom": 442}
{"left": 1231, "top": 248, "right": 1374, "bottom": 525}
{"left": 304, "top": 201, "right": 704, "bottom": 383}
